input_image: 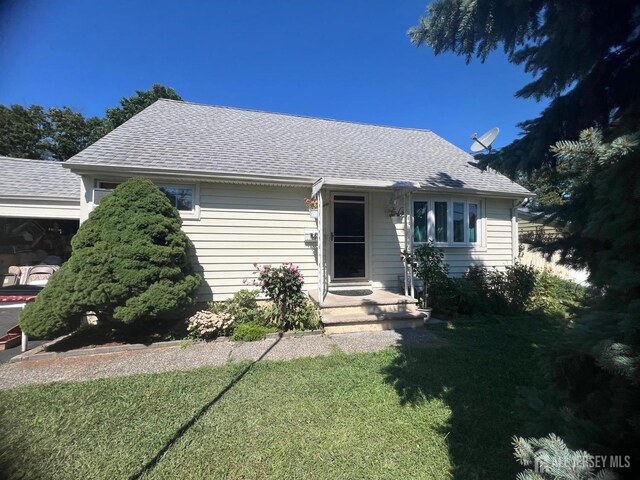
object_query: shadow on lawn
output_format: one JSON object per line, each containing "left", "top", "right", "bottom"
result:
{"left": 128, "top": 335, "right": 282, "bottom": 480}
{"left": 382, "top": 317, "right": 550, "bottom": 479}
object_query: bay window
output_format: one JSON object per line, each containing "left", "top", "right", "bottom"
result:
{"left": 413, "top": 198, "right": 482, "bottom": 246}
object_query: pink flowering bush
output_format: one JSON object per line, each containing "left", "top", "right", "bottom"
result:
{"left": 251, "top": 263, "right": 306, "bottom": 330}
{"left": 186, "top": 310, "right": 233, "bottom": 340}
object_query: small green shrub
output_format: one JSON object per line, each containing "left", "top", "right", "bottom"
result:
{"left": 289, "top": 298, "right": 321, "bottom": 330}
{"left": 209, "top": 289, "right": 262, "bottom": 324}
{"left": 402, "top": 242, "right": 449, "bottom": 309}
{"left": 231, "top": 322, "right": 275, "bottom": 341}
{"left": 527, "top": 270, "right": 586, "bottom": 318}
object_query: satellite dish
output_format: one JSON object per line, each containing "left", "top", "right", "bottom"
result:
{"left": 470, "top": 127, "right": 499, "bottom": 153}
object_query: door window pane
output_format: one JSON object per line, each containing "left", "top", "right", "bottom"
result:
{"left": 434, "top": 201, "right": 448, "bottom": 242}
{"left": 453, "top": 202, "right": 464, "bottom": 243}
{"left": 413, "top": 201, "right": 428, "bottom": 243}
{"left": 468, "top": 203, "right": 478, "bottom": 243}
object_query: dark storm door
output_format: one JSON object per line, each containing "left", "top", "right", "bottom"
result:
{"left": 332, "top": 194, "right": 366, "bottom": 279}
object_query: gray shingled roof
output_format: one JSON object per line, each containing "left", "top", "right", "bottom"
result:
{"left": 0, "top": 157, "right": 80, "bottom": 199}
{"left": 66, "top": 99, "right": 530, "bottom": 196}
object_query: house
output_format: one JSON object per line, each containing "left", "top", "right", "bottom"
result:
{"left": 61, "top": 99, "right": 530, "bottom": 331}
{"left": 0, "top": 157, "right": 80, "bottom": 274}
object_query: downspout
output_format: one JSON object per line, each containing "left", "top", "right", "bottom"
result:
{"left": 317, "top": 190, "right": 324, "bottom": 304}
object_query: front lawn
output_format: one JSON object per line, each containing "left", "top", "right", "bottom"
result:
{"left": 0, "top": 316, "right": 564, "bottom": 479}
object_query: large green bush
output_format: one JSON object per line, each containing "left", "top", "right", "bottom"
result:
{"left": 20, "top": 178, "right": 202, "bottom": 338}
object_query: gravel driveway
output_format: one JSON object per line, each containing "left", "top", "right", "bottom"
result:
{"left": 0, "top": 328, "right": 444, "bottom": 390}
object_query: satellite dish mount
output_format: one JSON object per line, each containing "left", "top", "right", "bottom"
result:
{"left": 470, "top": 127, "right": 500, "bottom": 153}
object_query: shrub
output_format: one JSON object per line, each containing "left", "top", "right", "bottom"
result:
{"left": 231, "top": 322, "right": 274, "bottom": 341}
{"left": 288, "top": 298, "right": 322, "bottom": 330}
{"left": 252, "top": 263, "right": 306, "bottom": 330}
{"left": 504, "top": 263, "right": 537, "bottom": 312}
{"left": 402, "top": 242, "right": 449, "bottom": 309}
{"left": 20, "top": 178, "right": 202, "bottom": 338}
{"left": 186, "top": 310, "right": 232, "bottom": 340}
{"left": 209, "top": 289, "right": 262, "bottom": 324}
{"left": 428, "top": 263, "right": 569, "bottom": 318}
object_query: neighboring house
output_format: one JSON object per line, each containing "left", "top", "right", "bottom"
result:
{"left": 0, "top": 157, "right": 81, "bottom": 273}
{"left": 518, "top": 208, "right": 589, "bottom": 284}
{"left": 0, "top": 157, "right": 80, "bottom": 220}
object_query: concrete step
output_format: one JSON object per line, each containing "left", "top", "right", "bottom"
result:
{"left": 322, "top": 302, "right": 419, "bottom": 316}
{"left": 322, "top": 311, "right": 426, "bottom": 334}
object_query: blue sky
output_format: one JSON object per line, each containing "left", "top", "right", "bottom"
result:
{"left": 0, "top": 0, "right": 547, "bottom": 151}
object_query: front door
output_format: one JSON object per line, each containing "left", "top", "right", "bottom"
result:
{"left": 332, "top": 194, "right": 366, "bottom": 279}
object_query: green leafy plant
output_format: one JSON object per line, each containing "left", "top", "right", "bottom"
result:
{"left": 231, "top": 322, "right": 276, "bottom": 341}
{"left": 209, "top": 289, "right": 262, "bottom": 325}
{"left": 401, "top": 241, "right": 449, "bottom": 310}
{"left": 251, "top": 263, "right": 306, "bottom": 330}
{"left": 20, "top": 178, "right": 201, "bottom": 339}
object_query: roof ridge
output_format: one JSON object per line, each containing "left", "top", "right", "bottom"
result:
{"left": 155, "top": 98, "right": 435, "bottom": 134}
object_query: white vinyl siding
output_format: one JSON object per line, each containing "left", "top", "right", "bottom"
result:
{"left": 369, "top": 191, "right": 406, "bottom": 290}
{"left": 184, "top": 183, "right": 318, "bottom": 301}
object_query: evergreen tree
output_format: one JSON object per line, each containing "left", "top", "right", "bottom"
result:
{"left": 513, "top": 434, "right": 618, "bottom": 480}
{"left": 410, "top": 0, "right": 640, "bottom": 179}
{"left": 20, "top": 179, "right": 202, "bottom": 338}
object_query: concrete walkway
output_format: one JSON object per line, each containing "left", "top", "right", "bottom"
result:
{"left": 0, "top": 328, "right": 444, "bottom": 390}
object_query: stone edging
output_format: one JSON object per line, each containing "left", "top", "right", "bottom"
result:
{"left": 9, "top": 329, "right": 325, "bottom": 363}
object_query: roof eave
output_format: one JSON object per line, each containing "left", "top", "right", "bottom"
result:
{"left": 63, "top": 162, "right": 533, "bottom": 197}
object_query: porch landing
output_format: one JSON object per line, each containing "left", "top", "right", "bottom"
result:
{"left": 309, "top": 290, "right": 424, "bottom": 334}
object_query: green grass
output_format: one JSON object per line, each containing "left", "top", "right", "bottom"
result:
{"left": 0, "top": 315, "right": 565, "bottom": 479}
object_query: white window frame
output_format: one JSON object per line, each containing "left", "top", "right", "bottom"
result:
{"left": 93, "top": 180, "right": 200, "bottom": 220}
{"left": 412, "top": 196, "right": 484, "bottom": 248}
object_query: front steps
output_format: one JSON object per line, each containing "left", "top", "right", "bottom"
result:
{"left": 309, "top": 289, "right": 424, "bottom": 334}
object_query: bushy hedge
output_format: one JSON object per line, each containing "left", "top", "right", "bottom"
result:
{"left": 428, "top": 264, "right": 584, "bottom": 319}
{"left": 20, "top": 178, "right": 202, "bottom": 338}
